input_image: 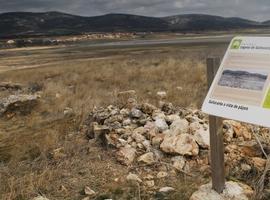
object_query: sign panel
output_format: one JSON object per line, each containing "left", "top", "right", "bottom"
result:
{"left": 202, "top": 36, "right": 270, "bottom": 127}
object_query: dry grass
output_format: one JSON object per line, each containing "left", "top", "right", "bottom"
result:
{"left": 0, "top": 43, "right": 226, "bottom": 199}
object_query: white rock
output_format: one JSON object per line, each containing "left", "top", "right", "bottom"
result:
{"left": 155, "top": 118, "right": 169, "bottom": 132}
{"left": 118, "top": 138, "right": 128, "bottom": 146}
{"left": 176, "top": 86, "right": 183, "bottom": 91}
{"left": 194, "top": 128, "right": 210, "bottom": 149}
{"left": 84, "top": 186, "right": 96, "bottom": 196}
{"left": 138, "top": 152, "right": 155, "bottom": 165}
{"left": 160, "top": 134, "right": 199, "bottom": 156}
{"left": 32, "top": 196, "right": 49, "bottom": 200}
{"left": 189, "top": 121, "right": 210, "bottom": 149}
{"left": 241, "top": 164, "right": 251, "bottom": 171}
{"left": 157, "top": 91, "right": 167, "bottom": 99}
{"left": 130, "top": 108, "right": 143, "bottom": 118}
{"left": 189, "top": 121, "right": 202, "bottom": 133}
{"left": 159, "top": 187, "right": 175, "bottom": 193}
{"left": 170, "top": 119, "right": 189, "bottom": 134}
{"left": 165, "top": 114, "right": 181, "bottom": 123}
{"left": 190, "top": 181, "right": 253, "bottom": 200}
{"left": 126, "top": 173, "right": 142, "bottom": 183}
{"left": 7, "top": 40, "right": 15, "bottom": 44}
{"left": 64, "top": 107, "right": 74, "bottom": 117}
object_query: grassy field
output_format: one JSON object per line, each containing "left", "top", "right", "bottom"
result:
{"left": 0, "top": 41, "right": 227, "bottom": 199}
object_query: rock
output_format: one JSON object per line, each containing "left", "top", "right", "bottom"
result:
{"left": 145, "top": 180, "right": 155, "bottom": 188}
{"left": 157, "top": 171, "right": 168, "bottom": 179}
{"left": 160, "top": 134, "right": 199, "bottom": 156}
{"left": 118, "top": 138, "right": 128, "bottom": 146}
{"left": 155, "top": 118, "right": 168, "bottom": 132}
{"left": 151, "top": 134, "right": 165, "bottom": 148}
{"left": 116, "top": 146, "right": 136, "bottom": 166}
{"left": 84, "top": 186, "right": 96, "bottom": 196}
{"left": 131, "top": 131, "right": 146, "bottom": 143}
{"left": 133, "top": 127, "right": 146, "bottom": 135}
{"left": 157, "top": 91, "right": 167, "bottom": 99}
{"left": 165, "top": 114, "right": 181, "bottom": 123}
{"left": 224, "top": 125, "right": 234, "bottom": 142}
{"left": 138, "top": 152, "right": 155, "bottom": 165}
{"left": 64, "top": 107, "right": 74, "bottom": 117}
{"left": 105, "top": 133, "right": 119, "bottom": 147}
{"left": 0, "top": 94, "right": 39, "bottom": 116}
{"left": 152, "top": 110, "right": 166, "bottom": 120}
{"left": 123, "top": 118, "right": 131, "bottom": 126}
{"left": 141, "top": 103, "right": 157, "bottom": 115}
{"left": 7, "top": 40, "right": 15, "bottom": 45}
{"left": 193, "top": 127, "right": 210, "bottom": 149}
{"left": 241, "top": 163, "right": 251, "bottom": 171}
{"left": 170, "top": 119, "right": 189, "bottom": 134}
{"left": 32, "top": 196, "right": 49, "bottom": 200}
{"left": 130, "top": 108, "right": 143, "bottom": 118}
{"left": 92, "top": 107, "right": 111, "bottom": 123}
{"left": 159, "top": 187, "right": 175, "bottom": 193}
{"left": 190, "top": 181, "right": 253, "bottom": 200}
{"left": 142, "top": 140, "right": 151, "bottom": 151}
{"left": 92, "top": 123, "right": 110, "bottom": 142}
{"left": 251, "top": 157, "right": 266, "bottom": 170}
{"left": 223, "top": 120, "right": 251, "bottom": 141}
{"left": 120, "top": 108, "right": 130, "bottom": 117}
{"left": 126, "top": 173, "right": 142, "bottom": 183}
{"left": 171, "top": 156, "right": 186, "bottom": 171}
{"left": 144, "top": 121, "right": 158, "bottom": 138}
{"left": 104, "top": 115, "right": 124, "bottom": 126}
{"left": 176, "top": 86, "right": 183, "bottom": 91}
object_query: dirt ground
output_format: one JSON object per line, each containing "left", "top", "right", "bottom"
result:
{"left": 0, "top": 42, "right": 228, "bottom": 199}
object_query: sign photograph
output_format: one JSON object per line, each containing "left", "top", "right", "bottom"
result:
{"left": 202, "top": 36, "right": 270, "bottom": 127}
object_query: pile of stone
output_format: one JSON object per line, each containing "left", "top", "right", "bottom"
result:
{"left": 0, "top": 82, "right": 41, "bottom": 117}
{"left": 82, "top": 91, "right": 269, "bottom": 178}
{"left": 0, "top": 94, "right": 40, "bottom": 116}
{"left": 83, "top": 91, "right": 270, "bottom": 199}
{"left": 84, "top": 103, "right": 207, "bottom": 168}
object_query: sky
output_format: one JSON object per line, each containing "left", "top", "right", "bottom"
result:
{"left": 0, "top": 0, "right": 270, "bottom": 21}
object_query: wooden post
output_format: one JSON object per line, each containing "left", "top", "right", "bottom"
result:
{"left": 206, "top": 57, "right": 225, "bottom": 193}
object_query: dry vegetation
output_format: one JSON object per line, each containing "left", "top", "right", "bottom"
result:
{"left": 0, "top": 43, "right": 226, "bottom": 199}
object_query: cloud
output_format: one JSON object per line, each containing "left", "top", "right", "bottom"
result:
{"left": 0, "top": 0, "right": 269, "bottom": 21}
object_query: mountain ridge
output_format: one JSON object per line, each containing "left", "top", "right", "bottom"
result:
{"left": 0, "top": 11, "right": 268, "bottom": 38}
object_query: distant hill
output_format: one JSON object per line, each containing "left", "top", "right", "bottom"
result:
{"left": 163, "top": 14, "right": 261, "bottom": 31}
{"left": 0, "top": 11, "right": 267, "bottom": 38}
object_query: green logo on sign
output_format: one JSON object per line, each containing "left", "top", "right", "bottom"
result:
{"left": 231, "top": 39, "right": 242, "bottom": 49}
